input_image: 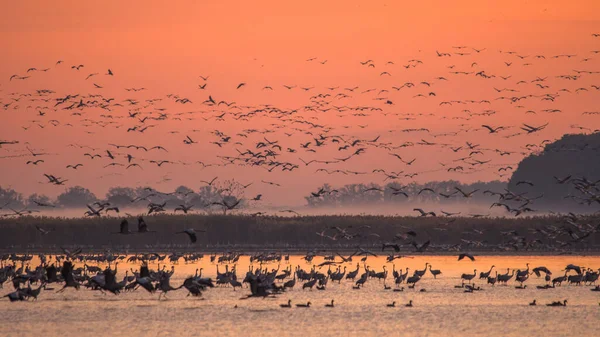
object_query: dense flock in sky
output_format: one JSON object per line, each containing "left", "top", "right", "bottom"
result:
{"left": 1, "top": 16, "right": 599, "bottom": 208}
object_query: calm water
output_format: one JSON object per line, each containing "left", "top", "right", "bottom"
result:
{"left": 2, "top": 255, "right": 599, "bottom": 337}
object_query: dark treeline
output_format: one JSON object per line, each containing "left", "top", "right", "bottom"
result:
{"left": 1, "top": 214, "right": 598, "bottom": 252}
{"left": 0, "top": 179, "right": 246, "bottom": 214}
{"left": 305, "top": 180, "right": 506, "bottom": 208}
{"left": 1, "top": 180, "right": 506, "bottom": 211}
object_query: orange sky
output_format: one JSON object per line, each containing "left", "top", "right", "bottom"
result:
{"left": 0, "top": 0, "right": 599, "bottom": 206}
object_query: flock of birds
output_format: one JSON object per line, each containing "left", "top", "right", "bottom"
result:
{"left": 1, "top": 36, "right": 600, "bottom": 219}
{"left": 1, "top": 251, "right": 598, "bottom": 309}
{"left": 1, "top": 37, "right": 600, "bottom": 312}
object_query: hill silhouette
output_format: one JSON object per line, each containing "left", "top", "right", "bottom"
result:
{"left": 508, "top": 132, "right": 600, "bottom": 213}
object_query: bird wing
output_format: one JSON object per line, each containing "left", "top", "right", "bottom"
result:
{"left": 413, "top": 208, "right": 425, "bottom": 215}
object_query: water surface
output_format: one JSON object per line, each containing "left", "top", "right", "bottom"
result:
{"left": 2, "top": 255, "right": 599, "bottom": 337}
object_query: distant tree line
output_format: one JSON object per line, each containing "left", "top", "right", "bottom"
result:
{"left": 304, "top": 180, "right": 507, "bottom": 208}
{"left": 0, "top": 179, "right": 246, "bottom": 214}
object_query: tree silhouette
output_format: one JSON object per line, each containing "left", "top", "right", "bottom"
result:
{"left": 0, "top": 186, "right": 25, "bottom": 209}
{"left": 26, "top": 193, "right": 54, "bottom": 207}
{"left": 105, "top": 187, "right": 136, "bottom": 206}
{"left": 57, "top": 186, "right": 98, "bottom": 207}
{"left": 305, "top": 180, "right": 505, "bottom": 208}
{"left": 207, "top": 179, "right": 245, "bottom": 215}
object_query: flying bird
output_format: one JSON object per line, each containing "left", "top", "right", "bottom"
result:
{"left": 177, "top": 228, "right": 205, "bottom": 243}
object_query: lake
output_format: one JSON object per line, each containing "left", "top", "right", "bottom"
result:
{"left": 1, "top": 255, "right": 599, "bottom": 337}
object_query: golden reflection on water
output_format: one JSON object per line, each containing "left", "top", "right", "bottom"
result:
{"left": 1, "top": 255, "right": 599, "bottom": 337}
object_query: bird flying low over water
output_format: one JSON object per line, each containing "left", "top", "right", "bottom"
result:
{"left": 176, "top": 228, "right": 206, "bottom": 243}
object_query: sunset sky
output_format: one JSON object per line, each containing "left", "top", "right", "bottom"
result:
{"left": 1, "top": 0, "right": 599, "bottom": 206}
